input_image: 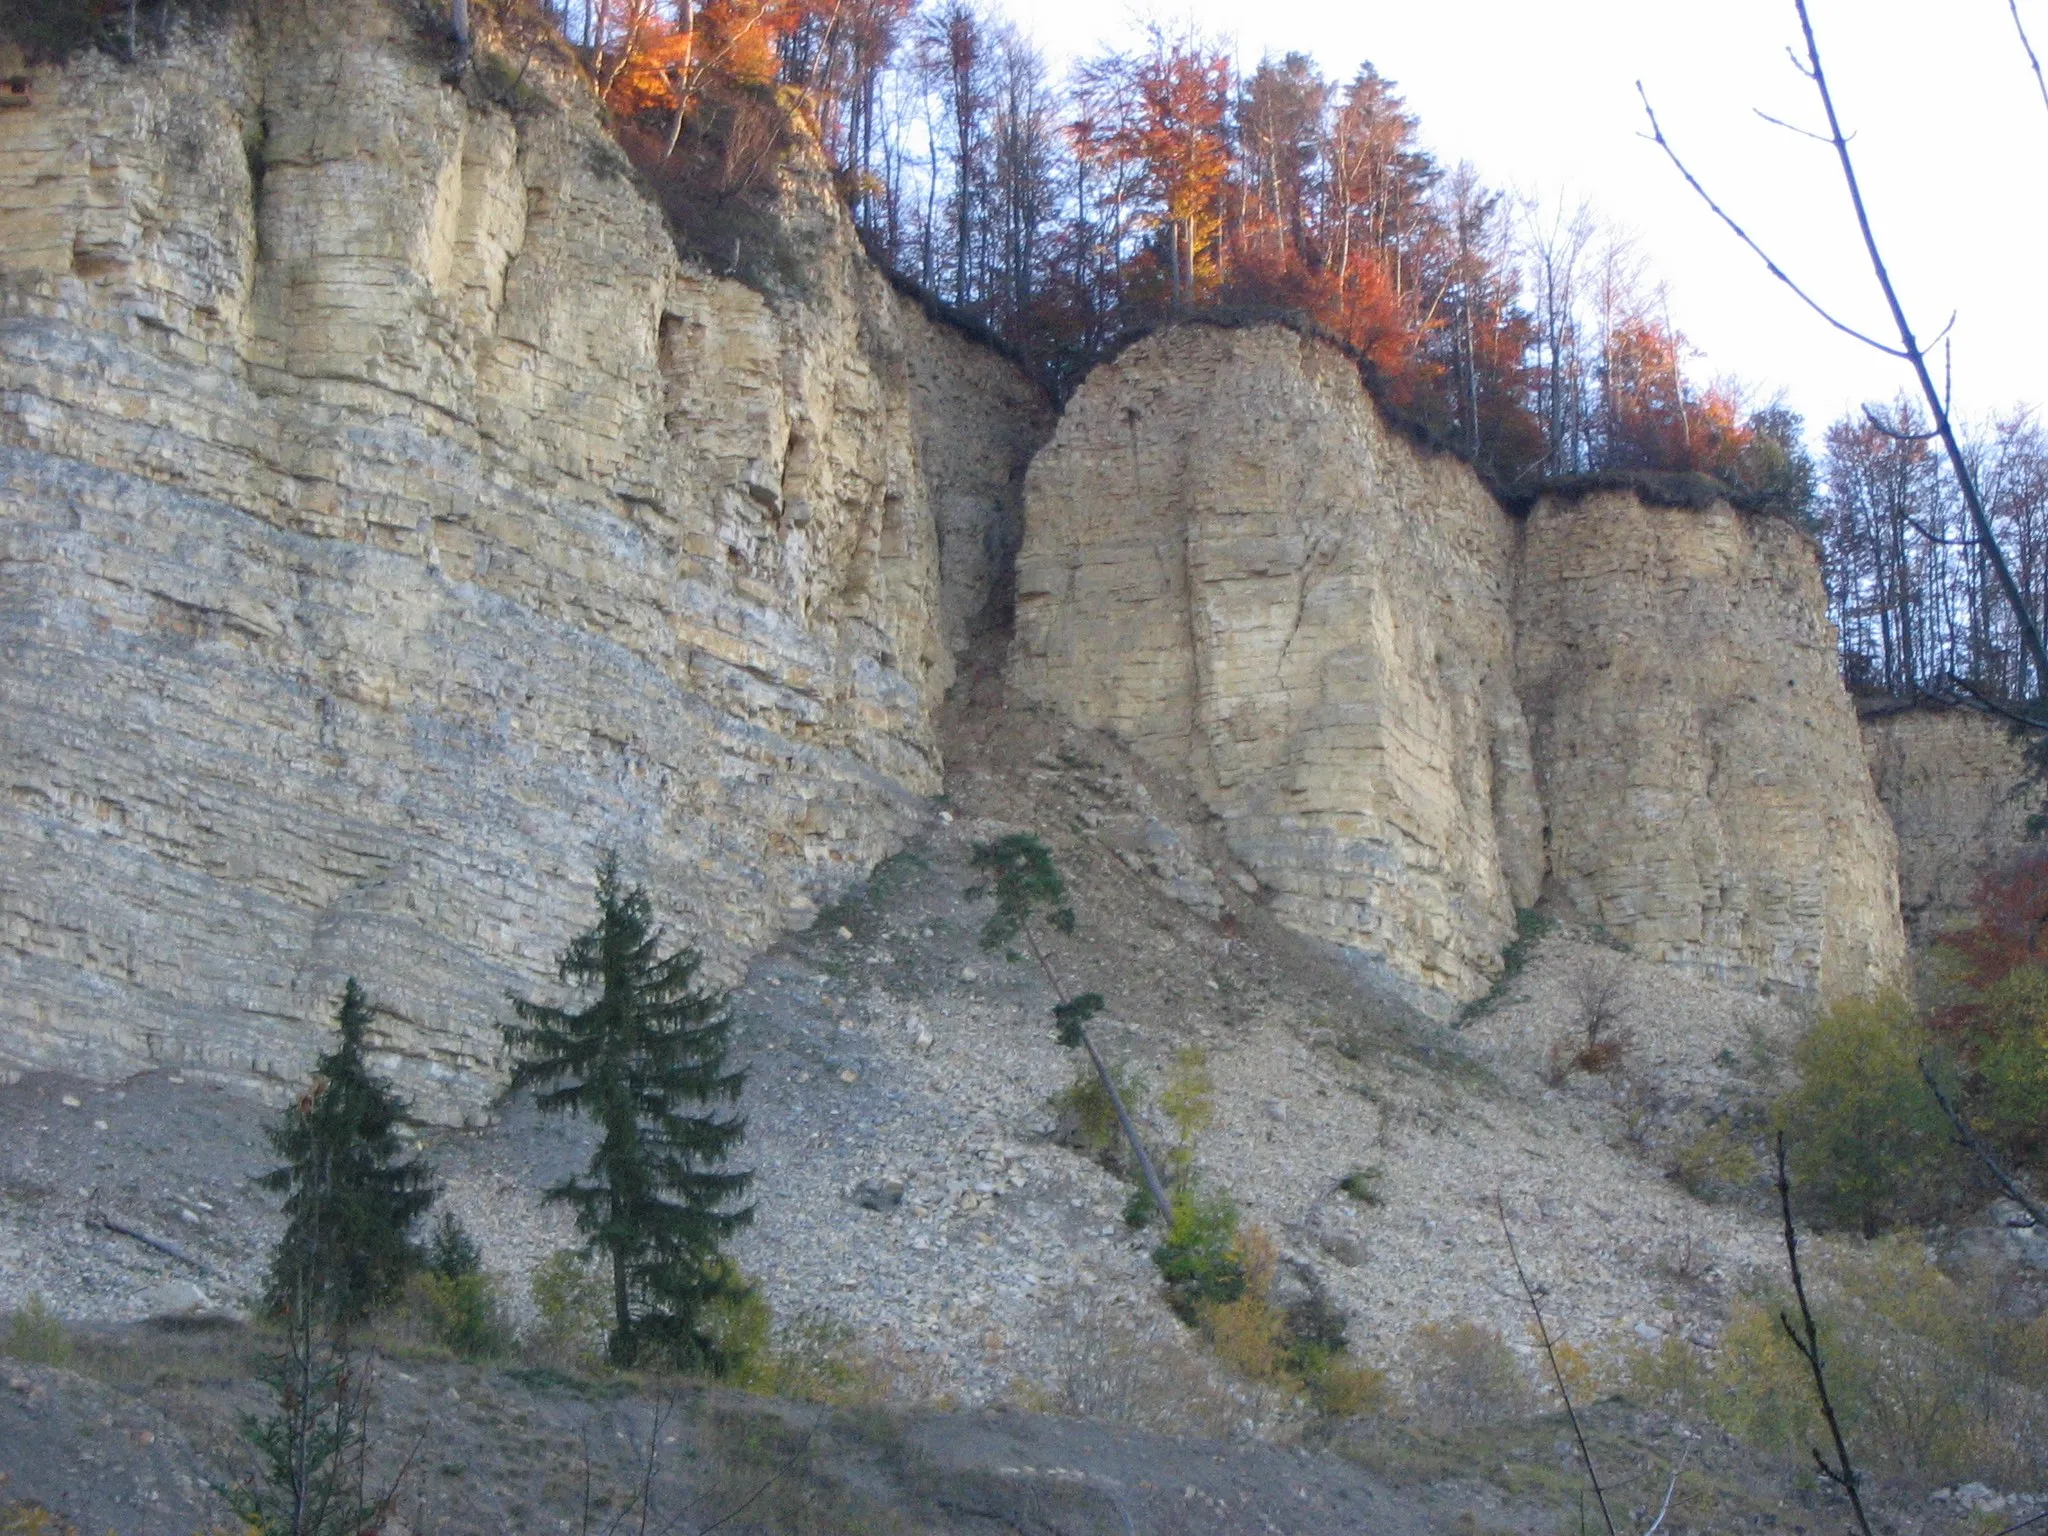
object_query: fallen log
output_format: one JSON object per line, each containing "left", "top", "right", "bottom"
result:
{"left": 92, "top": 1209, "right": 221, "bottom": 1279}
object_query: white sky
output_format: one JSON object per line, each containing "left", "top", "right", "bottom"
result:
{"left": 999, "top": 0, "right": 2048, "bottom": 439}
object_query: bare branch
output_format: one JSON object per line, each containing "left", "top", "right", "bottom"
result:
{"left": 1636, "top": 82, "right": 1906, "bottom": 357}
{"left": 1986, "top": 1507, "right": 2048, "bottom": 1536}
{"left": 692, "top": 1430, "right": 813, "bottom": 1536}
{"left": 2014, "top": 0, "right": 2048, "bottom": 118}
{"left": 1905, "top": 515, "right": 1975, "bottom": 548}
{"left": 1919, "top": 1057, "right": 2047, "bottom": 1229}
{"left": 1752, "top": 106, "right": 1837, "bottom": 145}
{"left": 1789, "top": 0, "right": 2048, "bottom": 700}
{"left": 1497, "top": 1194, "right": 1617, "bottom": 1536}
{"left": 1774, "top": 1133, "right": 1876, "bottom": 1536}
{"left": 1860, "top": 404, "right": 1939, "bottom": 442}
{"left": 1641, "top": 1455, "right": 1687, "bottom": 1536}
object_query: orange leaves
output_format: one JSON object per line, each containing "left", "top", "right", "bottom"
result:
{"left": 1075, "top": 33, "right": 1233, "bottom": 301}
{"left": 604, "top": 27, "right": 695, "bottom": 119}
{"left": 1940, "top": 850, "right": 2048, "bottom": 1005}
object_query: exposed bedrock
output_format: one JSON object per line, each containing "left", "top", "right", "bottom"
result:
{"left": 1515, "top": 491, "right": 1906, "bottom": 998}
{"left": 1011, "top": 323, "right": 1905, "bottom": 1009}
{"left": 0, "top": 2, "right": 1045, "bottom": 1120}
{"left": 1011, "top": 325, "right": 1545, "bottom": 1010}
{"left": 1860, "top": 702, "right": 2038, "bottom": 945}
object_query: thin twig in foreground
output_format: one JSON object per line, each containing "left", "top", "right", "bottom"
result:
{"left": 2013, "top": 0, "right": 2048, "bottom": 117}
{"left": 1636, "top": 82, "right": 1903, "bottom": 359}
{"left": 1641, "top": 1453, "right": 1688, "bottom": 1536}
{"left": 1920, "top": 1058, "right": 2047, "bottom": 1229}
{"left": 691, "top": 1429, "right": 813, "bottom": 1536}
{"left": 1497, "top": 1193, "right": 1617, "bottom": 1536}
{"left": 1773, "top": 1133, "right": 1874, "bottom": 1536}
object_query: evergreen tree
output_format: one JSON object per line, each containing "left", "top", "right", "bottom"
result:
{"left": 260, "top": 979, "right": 436, "bottom": 1327}
{"left": 504, "top": 852, "right": 755, "bottom": 1371}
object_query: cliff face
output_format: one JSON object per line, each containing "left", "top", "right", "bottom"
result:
{"left": 1516, "top": 492, "right": 1906, "bottom": 997}
{"left": 1861, "top": 704, "right": 2037, "bottom": 943}
{"left": 0, "top": 3, "right": 1044, "bottom": 1119}
{"left": 1012, "top": 325, "right": 1904, "bottom": 1007}
{"left": 1012, "top": 325, "right": 1544, "bottom": 1008}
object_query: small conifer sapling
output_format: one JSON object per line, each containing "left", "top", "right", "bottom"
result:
{"left": 260, "top": 978, "right": 436, "bottom": 1326}
{"left": 969, "top": 833, "right": 1174, "bottom": 1223}
{"left": 505, "top": 852, "right": 755, "bottom": 1370}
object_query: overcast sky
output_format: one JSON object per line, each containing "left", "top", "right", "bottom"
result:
{"left": 999, "top": 0, "right": 2046, "bottom": 439}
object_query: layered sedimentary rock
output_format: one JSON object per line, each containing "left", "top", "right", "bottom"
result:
{"left": 1012, "top": 323, "right": 1904, "bottom": 1006}
{"left": 895, "top": 302, "right": 1055, "bottom": 653}
{"left": 1011, "top": 325, "right": 1544, "bottom": 1008}
{"left": 0, "top": 3, "right": 1043, "bottom": 1119}
{"left": 1861, "top": 703, "right": 2037, "bottom": 943}
{"left": 1516, "top": 492, "right": 1906, "bottom": 997}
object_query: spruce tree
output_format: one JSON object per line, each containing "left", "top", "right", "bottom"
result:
{"left": 260, "top": 979, "right": 436, "bottom": 1327}
{"left": 505, "top": 852, "right": 755, "bottom": 1371}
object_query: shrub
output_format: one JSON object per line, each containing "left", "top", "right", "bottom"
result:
{"left": 737, "top": 1311, "right": 890, "bottom": 1407}
{"left": 1669, "top": 1121, "right": 1756, "bottom": 1200}
{"left": 412, "top": 1272, "right": 510, "bottom": 1362}
{"left": 1337, "top": 1165, "right": 1385, "bottom": 1206}
{"left": 1977, "top": 964, "right": 2048, "bottom": 1163}
{"left": 1200, "top": 1293, "right": 1290, "bottom": 1386}
{"left": 1700, "top": 1245, "right": 2048, "bottom": 1490}
{"left": 529, "top": 1250, "right": 610, "bottom": 1367}
{"left": 1160, "top": 1047, "right": 1214, "bottom": 1182}
{"left": 1774, "top": 992, "right": 1964, "bottom": 1235}
{"left": 2, "top": 1296, "right": 69, "bottom": 1366}
{"left": 1568, "top": 953, "right": 1636, "bottom": 1074}
{"left": 1045, "top": 1300, "right": 1238, "bottom": 1437}
{"left": 1463, "top": 908, "right": 1552, "bottom": 1021}
{"left": 1151, "top": 1183, "right": 1244, "bottom": 1322}
{"left": 1302, "top": 1351, "right": 1391, "bottom": 1418}
{"left": 1624, "top": 1333, "right": 1714, "bottom": 1417}
{"left": 1048, "top": 1061, "right": 1148, "bottom": 1176}
{"left": 1405, "top": 1319, "right": 1534, "bottom": 1429}
{"left": 425, "top": 1212, "right": 483, "bottom": 1280}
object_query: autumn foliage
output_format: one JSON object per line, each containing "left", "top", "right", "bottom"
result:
{"left": 532, "top": 1, "right": 1795, "bottom": 487}
{"left": 1939, "top": 850, "right": 2048, "bottom": 1006}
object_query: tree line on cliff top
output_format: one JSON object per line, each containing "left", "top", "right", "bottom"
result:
{"left": 544, "top": 0, "right": 1804, "bottom": 491}
{"left": 528, "top": 0, "right": 2048, "bottom": 706}
{"left": 9, "top": 0, "right": 2045, "bottom": 701}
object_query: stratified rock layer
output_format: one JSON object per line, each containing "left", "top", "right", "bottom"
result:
{"left": 1516, "top": 491, "right": 1906, "bottom": 997}
{"left": 1012, "top": 325, "right": 1544, "bottom": 1008}
{"left": 0, "top": 3, "right": 1043, "bottom": 1119}
{"left": 1861, "top": 703, "right": 2037, "bottom": 943}
{"left": 1012, "top": 325, "right": 1905, "bottom": 1006}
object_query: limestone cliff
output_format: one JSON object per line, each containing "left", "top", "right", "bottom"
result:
{"left": 0, "top": 2, "right": 1044, "bottom": 1120}
{"left": 1011, "top": 323, "right": 1904, "bottom": 1007}
{"left": 1011, "top": 324, "right": 1545, "bottom": 1009}
{"left": 1516, "top": 491, "right": 1905, "bottom": 997}
{"left": 1861, "top": 702, "right": 2037, "bottom": 943}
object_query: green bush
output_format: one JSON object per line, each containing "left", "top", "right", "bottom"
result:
{"left": 1669, "top": 1121, "right": 1756, "bottom": 1201}
{"left": 528, "top": 1250, "right": 610, "bottom": 1367}
{"left": 1049, "top": 1061, "right": 1148, "bottom": 1175}
{"left": 1405, "top": 1318, "right": 1534, "bottom": 1429}
{"left": 736, "top": 1310, "right": 890, "bottom": 1406}
{"left": 1151, "top": 1183, "right": 1245, "bottom": 1323}
{"left": 1774, "top": 992, "right": 1964, "bottom": 1235}
{"left": 414, "top": 1272, "right": 510, "bottom": 1362}
{"left": 1699, "top": 1242, "right": 2048, "bottom": 1489}
{"left": 425, "top": 1211, "right": 483, "bottom": 1280}
{"left": 3, "top": 1295, "right": 69, "bottom": 1366}
{"left": 1977, "top": 965, "right": 2048, "bottom": 1163}
{"left": 1337, "top": 1165, "right": 1385, "bottom": 1206}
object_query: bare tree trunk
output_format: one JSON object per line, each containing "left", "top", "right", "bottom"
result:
{"left": 446, "top": 0, "right": 471, "bottom": 82}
